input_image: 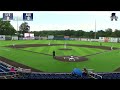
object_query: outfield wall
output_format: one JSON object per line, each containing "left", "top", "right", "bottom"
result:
{"left": 99, "top": 37, "right": 120, "bottom": 43}
{"left": 0, "top": 35, "right": 18, "bottom": 40}
{"left": 48, "top": 35, "right": 54, "bottom": 40}
{"left": 0, "top": 35, "right": 5, "bottom": 40}
{"left": 12, "top": 36, "right": 18, "bottom": 40}
{"left": 5, "top": 35, "right": 12, "bottom": 40}
{"left": 79, "top": 38, "right": 99, "bottom": 42}
{"left": 64, "top": 36, "right": 70, "bottom": 40}
{"left": 1, "top": 35, "right": 120, "bottom": 43}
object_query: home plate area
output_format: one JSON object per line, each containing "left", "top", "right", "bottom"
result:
{"left": 54, "top": 56, "right": 88, "bottom": 62}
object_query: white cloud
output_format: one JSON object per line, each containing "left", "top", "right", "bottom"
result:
{"left": 11, "top": 21, "right": 120, "bottom": 32}
{"left": 29, "top": 23, "right": 99, "bottom": 31}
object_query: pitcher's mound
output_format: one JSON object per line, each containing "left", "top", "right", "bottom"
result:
{"left": 54, "top": 56, "right": 88, "bottom": 62}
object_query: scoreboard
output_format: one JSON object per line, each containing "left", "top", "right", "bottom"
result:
{"left": 3, "top": 13, "right": 13, "bottom": 21}
{"left": 2, "top": 13, "right": 33, "bottom": 21}
{"left": 23, "top": 13, "right": 33, "bottom": 21}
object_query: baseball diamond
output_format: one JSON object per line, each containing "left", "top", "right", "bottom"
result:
{"left": 1, "top": 11, "right": 120, "bottom": 79}
{"left": 0, "top": 40, "right": 120, "bottom": 73}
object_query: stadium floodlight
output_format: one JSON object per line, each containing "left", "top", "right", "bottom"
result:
{"left": 94, "top": 19, "right": 97, "bottom": 39}
{"left": 13, "top": 16, "right": 23, "bottom": 39}
{"left": 13, "top": 16, "right": 23, "bottom": 31}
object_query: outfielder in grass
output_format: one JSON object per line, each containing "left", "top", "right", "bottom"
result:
{"left": 111, "top": 45, "right": 113, "bottom": 50}
{"left": 48, "top": 42, "right": 51, "bottom": 45}
{"left": 13, "top": 44, "right": 15, "bottom": 48}
{"left": 100, "top": 42, "right": 102, "bottom": 46}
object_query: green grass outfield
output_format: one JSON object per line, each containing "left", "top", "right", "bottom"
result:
{"left": 23, "top": 46, "right": 104, "bottom": 56}
{"left": 0, "top": 40, "right": 120, "bottom": 73}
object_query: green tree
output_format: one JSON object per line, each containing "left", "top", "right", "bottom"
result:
{"left": 114, "top": 29, "right": 120, "bottom": 37}
{"left": 64, "top": 29, "right": 71, "bottom": 36}
{"left": 19, "top": 22, "right": 30, "bottom": 35}
{"left": 0, "top": 18, "right": 16, "bottom": 35}
{"left": 89, "top": 30, "right": 94, "bottom": 38}
{"left": 83, "top": 32, "right": 89, "bottom": 38}
{"left": 97, "top": 30, "right": 105, "bottom": 38}
{"left": 105, "top": 28, "right": 112, "bottom": 37}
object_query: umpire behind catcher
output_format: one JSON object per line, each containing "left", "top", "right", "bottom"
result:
{"left": 53, "top": 51, "right": 55, "bottom": 58}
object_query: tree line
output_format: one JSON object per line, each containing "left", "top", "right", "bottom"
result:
{"left": 32, "top": 28, "right": 120, "bottom": 39}
{"left": 0, "top": 18, "right": 120, "bottom": 39}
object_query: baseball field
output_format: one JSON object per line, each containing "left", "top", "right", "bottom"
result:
{"left": 0, "top": 40, "right": 120, "bottom": 73}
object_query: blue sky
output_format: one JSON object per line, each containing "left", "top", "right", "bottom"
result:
{"left": 0, "top": 11, "right": 120, "bottom": 31}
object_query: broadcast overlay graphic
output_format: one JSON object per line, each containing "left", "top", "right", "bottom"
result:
{"left": 2, "top": 13, "right": 33, "bottom": 21}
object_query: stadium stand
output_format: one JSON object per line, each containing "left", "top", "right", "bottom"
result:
{"left": 1, "top": 61, "right": 120, "bottom": 79}
{"left": 0, "top": 69, "right": 3, "bottom": 72}
{"left": 0, "top": 71, "right": 96, "bottom": 79}
{"left": 16, "top": 72, "right": 120, "bottom": 79}
{"left": 0, "top": 63, "right": 9, "bottom": 72}
{"left": 97, "top": 72, "right": 120, "bottom": 79}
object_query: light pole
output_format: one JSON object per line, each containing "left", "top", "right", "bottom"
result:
{"left": 94, "top": 19, "right": 97, "bottom": 39}
{"left": 15, "top": 16, "right": 19, "bottom": 38}
{"left": 17, "top": 16, "right": 18, "bottom": 31}
{"left": 16, "top": 16, "right": 23, "bottom": 39}
{"left": 110, "top": 13, "right": 118, "bottom": 50}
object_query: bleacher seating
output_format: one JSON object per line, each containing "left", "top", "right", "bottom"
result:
{"left": 0, "top": 63, "right": 9, "bottom": 72}
{"left": 98, "top": 73, "right": 120, "bottom": 79}
{"left": 16, "top": 72, "right": 94, "bottom": 79}
{"left": 0, "top": 63, "right": 8, "bottom": 68}
{"left": 1, "top": 61, "right": 120, "bottom": 79}
{"left": 1, "top": 70, "right": 120, "bottom": 79}
{"left": 0, "top": 76, "right": 6, "bottom": 79}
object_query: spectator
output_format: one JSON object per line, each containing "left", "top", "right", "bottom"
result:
{"left": 100, "top": 42, "right": 102, "bottom": 46}
{"left": 10, "top": 67, "right": 16, "bottom": 73}
{"left": 17, "top": 67, "right": 23, "bottom": 72}
{"left": 7, "top": 66, "right": 11, "bottom": 70}
{"left": 82, "top": 68, "right": 89, "bottom": 76}
{"left": 82, "top": 68, "right": 97, "bottom": 79}
{"left": 71, "top": 68, "right": 82, "bottom": 77}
